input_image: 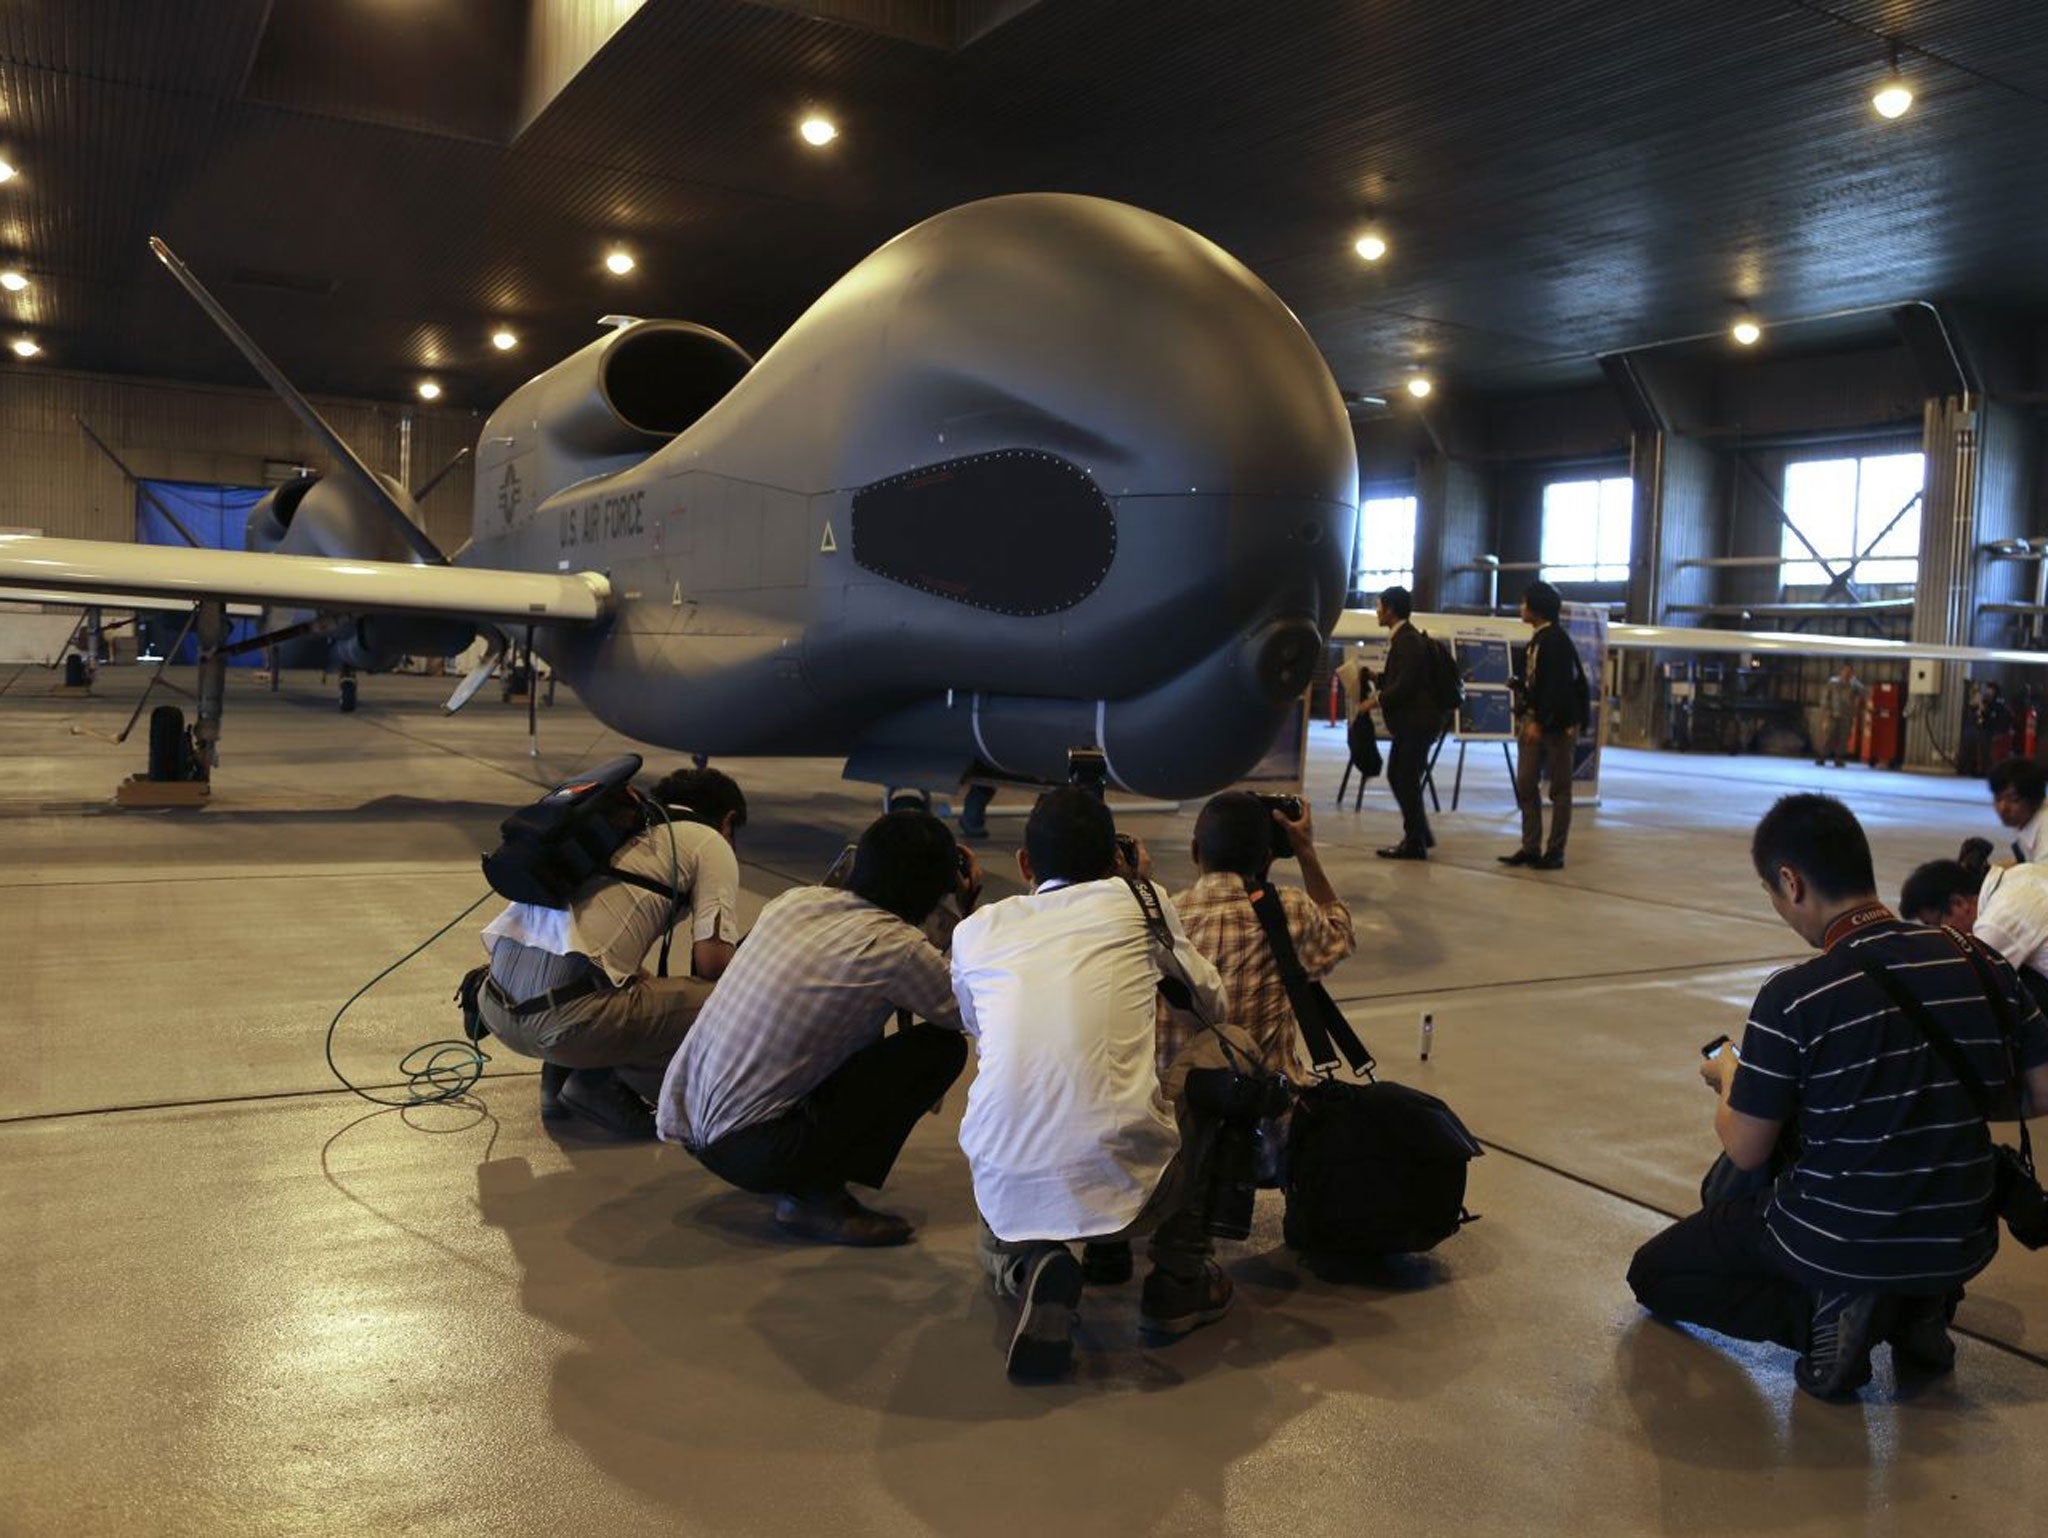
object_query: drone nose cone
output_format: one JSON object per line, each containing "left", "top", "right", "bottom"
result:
{"left": 1256, "top": 620, "right": 1323, "bottom": 702}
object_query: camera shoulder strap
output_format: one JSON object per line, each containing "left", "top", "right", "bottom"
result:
{"left": 1848, "top": 930, "right": 2035, "bottom": 1175}
{"left": 1247, "top": 883, "right": 1374, "bottom": 1079}
{"left": 1124, "top": 877, "right": 1253, "bottom": 1075}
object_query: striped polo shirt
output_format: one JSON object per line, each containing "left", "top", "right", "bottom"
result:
{"left": 1730, "top": 914, "right": 2048, "bottom": 1292}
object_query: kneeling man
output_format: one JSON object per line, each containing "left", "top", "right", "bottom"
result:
{"left": 1628, "top": 794, "right": 2048, "bottom": 1398}
{"left": 660, "top": 809, "right": 977, "bottom": 1247}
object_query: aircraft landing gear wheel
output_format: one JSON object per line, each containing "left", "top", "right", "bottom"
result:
{"left": 339, "top": 677, "right": 358, "bottom": 713}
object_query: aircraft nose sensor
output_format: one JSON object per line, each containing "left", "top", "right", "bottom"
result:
{"left": 1255, "top": 620, "right": 1323, "bottom": 701}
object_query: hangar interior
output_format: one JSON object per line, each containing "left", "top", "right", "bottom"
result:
{"left": 6, "top": 3, "right": 2048, "bottom": 1534}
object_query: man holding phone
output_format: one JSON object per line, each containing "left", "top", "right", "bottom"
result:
{"left": 1627, "top": 794, "right": 2048, "bottom": 1399}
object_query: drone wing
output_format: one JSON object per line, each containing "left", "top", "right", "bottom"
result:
{"left": 0, "top": 535, "right": 610, "bottom": 626}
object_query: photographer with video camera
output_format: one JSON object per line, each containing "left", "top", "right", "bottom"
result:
{"left": 1627, "top": 795, "right": 2048, "bottom": 1400}
{"left": 951, "top": 787, "right": 1253, "bottom": 1382}
{"left": 659, "top": 808, "right": 979, "bottom": 1248}
{"left": 475, "top": 765, "right": 746, "bottom": 1140}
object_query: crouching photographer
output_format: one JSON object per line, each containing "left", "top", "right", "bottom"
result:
{"left": 951, "top": 787, "right": 1256, "bottom": 1383}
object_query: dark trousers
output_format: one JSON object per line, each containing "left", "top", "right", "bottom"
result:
{"left": 1626, "top": 1192, "right": 1815, "bottom": 1352}
{"left": 1386, "top": 729, "right": 1433, "bottom": 847}
{"left": 695, "top": 1023, "right": 967, "bottom": 1197}
{"left": 1514, "top": 723, "right": 1576, "bottom": 857}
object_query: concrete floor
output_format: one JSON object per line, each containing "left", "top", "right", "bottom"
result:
{"left": 5, "top": 667, "right": 2048, "bottom": 1536}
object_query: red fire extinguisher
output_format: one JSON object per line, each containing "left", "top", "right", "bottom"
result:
{"left": 2024, "top": 705, "right": 2039, "bottom": 760}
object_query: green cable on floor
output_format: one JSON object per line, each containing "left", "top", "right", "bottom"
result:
{"left": 325, "top": 890, "right": 497, "bottom": 1107}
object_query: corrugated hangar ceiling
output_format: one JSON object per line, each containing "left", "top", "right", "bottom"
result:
{"left": 1, "top": 0, "right": 2045, "bottom": 409}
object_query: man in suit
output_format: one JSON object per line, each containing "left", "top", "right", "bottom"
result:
{"left": 1374, "top": 585, "right": 1439, "bottom": 860}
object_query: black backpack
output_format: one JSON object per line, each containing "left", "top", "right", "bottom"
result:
{"left": 1421, "top": 631, "right": 1464, "bottom": 715}
{"left": 1247, "top": 886, "right": 1482, "bottom": 1258}
{"left": 482, "top": 752, "right": 675, "bottom": 908}
{"left": 1285, "top": 1078, "right": 1483, "bottom": 1257}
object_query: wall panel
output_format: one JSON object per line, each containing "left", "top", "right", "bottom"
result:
{"left": 0, "top": 368, "right": 478, "bottom": 553}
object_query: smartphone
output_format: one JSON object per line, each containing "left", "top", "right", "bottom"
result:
{"left": 1699, "top": 1033, "right": 1731, "bottom": 1059}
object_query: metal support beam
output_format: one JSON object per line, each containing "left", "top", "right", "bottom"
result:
{"left": 193, "top": 600, "right": 227, "bottom": 776}
{"left": 1734, "top": 452, "right": 1864, "bottom": 603}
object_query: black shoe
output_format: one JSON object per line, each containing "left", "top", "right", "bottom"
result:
{"left": 774, "top": 1187, "right": 914, "bottom": 1247}
{"left": 557, "top": 1069, "right": 656, "bottom": 1139}
{"left": 1815, "top": 757, "right": 1827, "bottom": 766}
{"left": 1533, "top": 853, "right": 1566, "bottom": 870}
{"left": 1081, "top": 1240, "right": 1134, "bottom": 1286}
{"left": 1423, "top": 830, "right": 1437, "bottom": 848}
{"left": 1833, "top": 758, "right": 1847, "bottom": 768}
{"left": 1795, "top": 1291, "right": 1895, "bottom": 1400}
{"left": 1007, "top": 1247, "right": 1083, "bottom": 1381}
{"left": 1890, "top": 1293, "right": 1958, "bottom": 1375}
{"left": 1498, "top": 849, "right": 1535, "bottom": 866}
{"left": 1376, "top": 843, "right": 1428, "bottom": 861}
{"left": 1139, "top": 1261, "right": 1235, "bottom": 1339}
{"left": 538, "top": 1061, "right": 573, "bottom": 1124}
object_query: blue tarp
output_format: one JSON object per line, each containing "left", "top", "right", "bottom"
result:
{"left": 134, "top": 479, "right": 267, "bottom": 665}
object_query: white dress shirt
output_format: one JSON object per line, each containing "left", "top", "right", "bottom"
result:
{"left": 951, "top": 876, "right": 1227, "bottom": 1242}
{"left": 1975, "top": 862, "right": 2048, "bottom": 978}
{"left": 2016, "top": 805, "right": 2048, "bottom": 865}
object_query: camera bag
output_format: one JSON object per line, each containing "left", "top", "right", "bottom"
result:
{"left": 1849, "top": 931, "right": 2048, "bottom": 1251}
{"left": 1247, "top": 885, "right": 1482, "bottom": 1257}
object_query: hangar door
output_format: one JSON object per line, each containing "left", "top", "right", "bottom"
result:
{"left": 134, "top": 479, "right": 266, "bottom": 665}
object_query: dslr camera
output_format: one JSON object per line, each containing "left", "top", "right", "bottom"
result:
{"left": 1258, "top": 793, "right": 1304, "bottom": 861}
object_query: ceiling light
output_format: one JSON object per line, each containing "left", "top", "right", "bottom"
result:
{"left": 1731, "top": 317, "right": 1762, "bottom": 346}
{"left": 417, "top": 380, "right": 442, "bottom": 401}
{"left": 491, "top": 328, "right": 517, "bottom": 350}
{"left": 1406, "top": 376, "right": 1433, "bottom": 399}
{"left": 799, "top": 115, "right": 838, "bottom": 147}
{"left": 12, "top": 338, "right": 38, "bottom": 357}
{"left": 1872, "top": 41, "right": 1913, "bottom": 119}
{"left": 0, "top": 270, "right": 25, "bottom": 292}
{"left": 0, "top": 161, "right": 15, "bottom": 183}
{"left": 1353, "top": 231, "right": 1388, "bottom": 263}
{"left": 605, "top": 248, "right": 635, "bottom": 275}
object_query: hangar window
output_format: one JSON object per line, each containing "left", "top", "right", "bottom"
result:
{"left": 1540, "top": 476, "right": 1633, "bottom": 583}
{"left": 1354, "top": 494, "right": 1417, "bottom": 592}
{"left": 1778, "top": 452, "right": 1923, "bottom": 588}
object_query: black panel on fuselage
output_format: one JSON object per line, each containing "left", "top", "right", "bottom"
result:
{"left": 850, "top": 450, "right": 1114, "bottom": 617}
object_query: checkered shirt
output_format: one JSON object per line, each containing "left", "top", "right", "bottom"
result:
{"left": 658, "top": 885, "right": 962, "bottom": 1148}
{"left": 1167, "top": 873, "right": 1356, "bottom": 1079}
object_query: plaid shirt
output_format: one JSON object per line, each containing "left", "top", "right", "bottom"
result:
{"left": 1167, "top": 872, "right": 1356, "bottom": 1079}
{"left": 657, "top": 885, "right": 962, "bottom": 1148}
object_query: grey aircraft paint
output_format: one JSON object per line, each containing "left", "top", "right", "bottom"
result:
{"left": 455, "top": 193, "right": 1357, "bottom": 798}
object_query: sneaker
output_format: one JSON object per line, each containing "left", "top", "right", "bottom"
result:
{"left": 538, "top": 1061, "right": 573, "bottom": 1124}
{"left": 1795, "top": 1291, "right": 1895, "bottom": 1400}
{"left": 1006, "top": 1247, "right": 1084, "bottom": 1381}
{"left": 774, "top": 1188, "right": 914, "bottom": 1247}
{"left": 1081, "top": 1240, "right": 1134, "bottom": 1286}
{"left": 1889, "top": 1293, "right": 1958, "bottom": 1376}
{"left": 1497, "top": 849, "right": 1535, "bottom": 866}
{"left": 1139, "top": 1261, "right": 1235, "bottom": 1339}
{"left": 558, "top": 1068, "right": 656, "bottom": 1139}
